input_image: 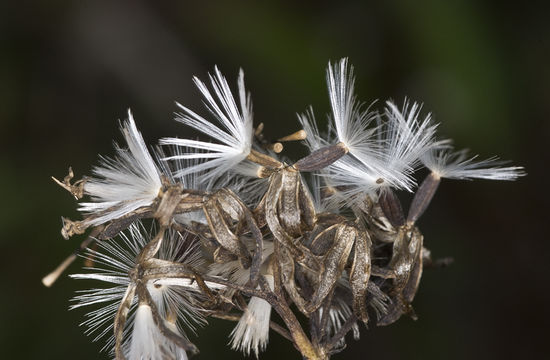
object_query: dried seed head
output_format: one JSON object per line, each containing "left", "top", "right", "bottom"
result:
{"left": 47, "top": 58, "right": 525, "bottom": 360}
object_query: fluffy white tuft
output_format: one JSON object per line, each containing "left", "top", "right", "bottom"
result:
{"left": 422, "top": 147, "right": 526, "bottom": 180}
{"left": 322, "top": 156, "right": 387, "bottom": 204}
{"left": 70, "top": 223, "right": 206, "bottom": 354}
{"left": 160, "top": 67, "right": 253, "bottom": 182}
{"left": 298, "top": 105, "right": 384, "bottom": 204}
{"left": 301, "top": 74, "right": 438, "bottom": 200}
{"left": 208, "top": 241, "right": 276, "bottom": 356}
{"left": 374, "top": 100, "right": 438, "bottom": 191}
{"left": 128, "top": 304, "right": 188, "bottom": 360}
{"left": 70, "top": 228, "right": 140, "bottom": 351}
{"left": 79, "top": 110, "right": 162, "bottom": 226}
{"left": 327, "top": 58, "right": 380, "bottom": 159}
{"left": 230, "top": 275, "right": 274, "bottom": 357}
{"left": 383, "top": 101, "right": 437, "bottom": 165}
{"left": 323, "top": 100, "right": 438, "bottom": 202}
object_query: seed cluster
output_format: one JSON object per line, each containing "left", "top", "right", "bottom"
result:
{"left": 45, "top": 59, "right": 524, "bottom": 360}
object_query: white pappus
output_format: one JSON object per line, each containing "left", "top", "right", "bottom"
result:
{"left": 47, "top": 57, "right": 526, "bottom": 360}
{"left": 209, "top": 241, "right": 275, "bottom": 357}
{"left": 229, "top": 275, "right": 275, "bottom": 358}
{"left": 421, "top": 146, "right": 525, "bottom": 181}
{"left": 79, "top": 110, "right": 162, "bottom": 227}
{"left": 161, "top": 67, "right": 254, "bottom": 183}
{"left": 70, "top": 222, "right": 218, "bottom": 359}
{"left": 299, "top": 60, "right": 440, "bottom": 206}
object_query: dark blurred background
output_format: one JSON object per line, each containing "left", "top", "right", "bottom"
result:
{"left": 1, "top": 1, "right": 548, "bottom": 359}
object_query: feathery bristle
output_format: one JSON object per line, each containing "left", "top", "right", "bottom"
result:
{"left": 422, "top": 147, "right": 526, "bottom": 180}
{"left": 79, "top": 110, "right": 162, "bottom": 226}
{"left": 128, "top": 305, "right": 189, "bottom": 360}
{"left": 160, "top": 67, "right": 253, "bottom": 181}
{"left": 70, "top": 223, "right": 206, "bottom": 353}
{"left": 230, "top": 275, "right": 275, "bottom": 357}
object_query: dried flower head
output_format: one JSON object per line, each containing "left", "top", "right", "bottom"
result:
{"left": 46, "top": 59, "right": 525, "bottom": 360}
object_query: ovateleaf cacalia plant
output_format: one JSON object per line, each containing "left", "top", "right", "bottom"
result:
{"left": 44, "top": 58, "right": 525, "bottom": 360}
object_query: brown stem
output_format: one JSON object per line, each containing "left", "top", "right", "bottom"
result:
{"left": 271, "top": 298, "right": 326, "bottom": 359}
{"left": 247, "top": 149, "right": 283, "bottom": 169}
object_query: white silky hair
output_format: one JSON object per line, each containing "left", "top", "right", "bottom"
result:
{"left": 297, "top": 107, "right": 379, "bottom": 207}
{"left": 79, "top": 110, "right": 162, "bottom": 227}
{"left": 326, "top": 58, "right": 392, "bottom": 189}
{"left": 128, "top": 304, "right": 188, "bottom": 360}
{"left": 160, "top": 67, "right": 253, "bottom": 183}
{"left": 323, "top": 156, "right": 386, "bottom": 203}
{"left": 70, "top": 222, "right": 206, "bottom": 354}
{"left": 421, "top": 147, "right": 526, "bottom": 180}
{"left": 297, "top": 107, "right": 329, "bottom": 152}
{"left": 230, "top": 275, "right": 275, "bottom": 357}
{"left": 147, "top": 231, "right": 209, "bottom": 333}
{"left": 300, "top": 62, "right": 438, "bottom": 201}
{"left": 207, "top": 240, "right": 275, "bottom": 357}
{"left": 325, "top": 101, "right": 438, "bottom": 203}
{"left": 70, "top": 226, "right": 143, "bottom": 351}
{"left": 307, "top": 172, "right": 327, "bottom": 213}
{"left": 378, "top": 100, "right": 438, "bottom": 190}
{"left": 327, "top": 58, "right": 381, "bottom": 160}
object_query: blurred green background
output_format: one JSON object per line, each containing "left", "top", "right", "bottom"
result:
{"left": 1, "top": 0, "right": 548, "bottom": 359}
